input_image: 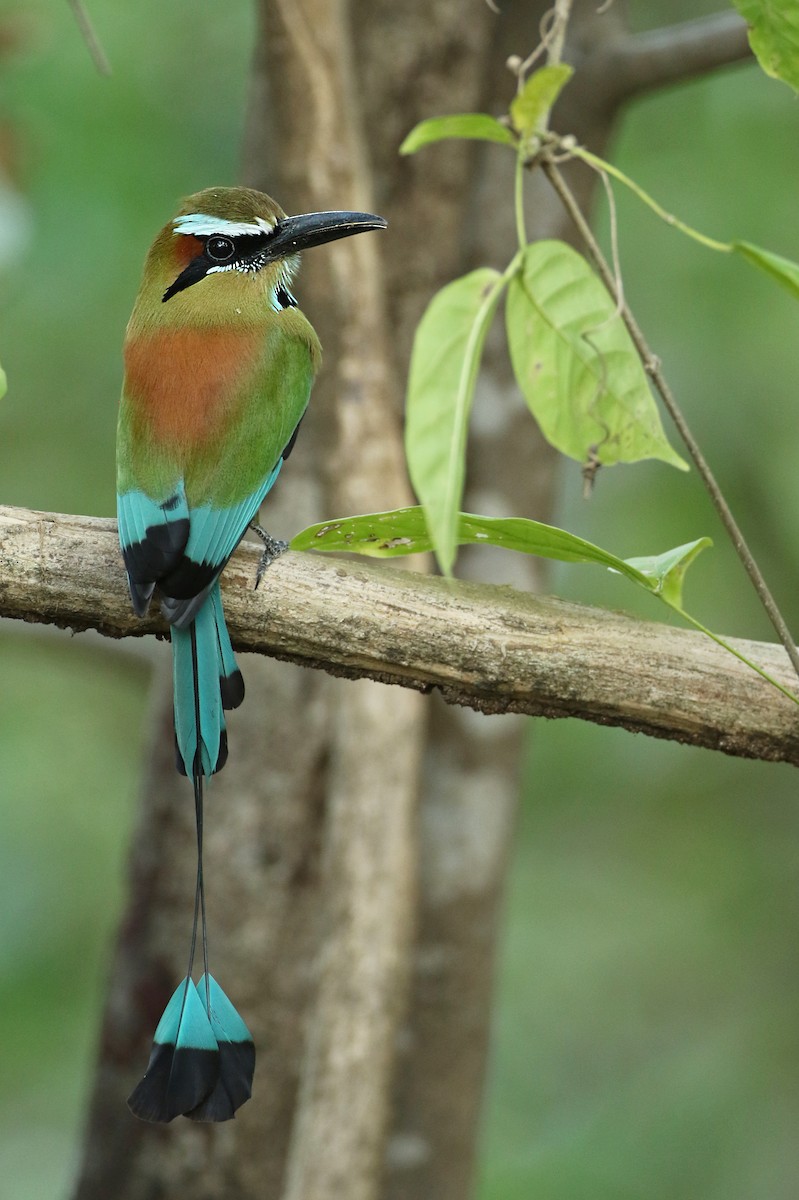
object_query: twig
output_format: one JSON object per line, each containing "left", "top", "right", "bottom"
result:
{"left": 66, "top": 0, "right": 111, "bottom": 75}
{"left": 541, "top": 157, "right": 799, "bottom": 684}
{"left": 545, "top": 0, "right": 573, "bottom": 69}
{"left": 586, "top": 162, "right": 624, "bottom": 324}
{"left": 515, "top": 9, "right": 556, "bottom": 84}
{"left": 511, "top": 0, "right": 573, "bottom": 90}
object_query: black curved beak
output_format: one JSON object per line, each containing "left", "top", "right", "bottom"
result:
{"left": 266, "top": 210, "right": 387, "bottom": 259}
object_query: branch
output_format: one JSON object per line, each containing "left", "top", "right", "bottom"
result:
{"left": 603, "top": 12, "right": 751, "bottom": 101}
{"left": 2, "top": 504, "right": 798, "bottom": 766}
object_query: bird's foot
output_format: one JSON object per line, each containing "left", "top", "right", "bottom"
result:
{"left": 249, "top": 523, "right": 289, "bottom": 590}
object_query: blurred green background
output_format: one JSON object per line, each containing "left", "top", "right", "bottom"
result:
{"left": 1, "top": 3, "right": 798, "bottom": 1198}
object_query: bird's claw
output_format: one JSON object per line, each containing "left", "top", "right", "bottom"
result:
{"left": 250, "top": 523, "right": 289, "bottom": 590}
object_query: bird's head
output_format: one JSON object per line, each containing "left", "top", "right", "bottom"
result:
{"left": 133, "top": 186, "right": 386, "bottom": 327}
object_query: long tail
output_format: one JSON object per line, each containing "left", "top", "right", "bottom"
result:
{"left": 127, "top": 584, "right": 255, "bottom": 1123}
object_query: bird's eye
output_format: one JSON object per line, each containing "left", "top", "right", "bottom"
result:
{"left": 206, "top": 236, "right": 236, "bottom": 263}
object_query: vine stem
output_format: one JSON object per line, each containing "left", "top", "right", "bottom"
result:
{"left": 514, "top": 152, "right": 527, "bottom": 249}
{"left": 66, "top": 0, "right": 111, "bottom": 75}
{"left": 574, "top": 145, "right": 731, "bottom": 253}
{"left": 541, "top": 157, "right": 799, "bottom": 684}
{"left": 546, "top": 0, "right": 573, "bottom": 70}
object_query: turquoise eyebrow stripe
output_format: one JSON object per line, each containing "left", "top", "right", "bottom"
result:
{"left": 173, "top": 213, "right": 274, "bottom": 238}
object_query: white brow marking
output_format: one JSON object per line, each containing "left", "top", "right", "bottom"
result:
{"left": 173, "top": 213, "right": 275, "bottom": 238}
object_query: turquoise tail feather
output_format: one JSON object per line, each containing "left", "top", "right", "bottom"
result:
{"left": 127, "top": 975, "right": 255, "bottom": 1124}
{"left": 171, "top": 582, "right": 243, "bottom": 776}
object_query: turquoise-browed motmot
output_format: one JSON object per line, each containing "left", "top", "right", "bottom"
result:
{"left": 117, "top": 186, "right": 385, "bottom": 1123}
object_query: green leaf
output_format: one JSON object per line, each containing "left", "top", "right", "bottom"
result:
{"left": 400, "top": 114, "right": 515, "bottom": 155}
{"left": 731, "top": 0, "right": 799, "bottom": 92}
{"left": 291, "top": 507, "right": 707, "bottom": 598}
{"left": 405, "top": 268, "right": 508, "bottom": 574}
{"left": 291, "top": 509, "right": 425, "bottom": 556}
{"left": 295, "top": 507, "right": 628, "bottom": 565}
{"left": 734, "top": 240, "right": 799, "bottom": 301}
{"left": 623, "top": 540, "right": 712, "bottom": 608}
{"left": 625, "top": 538, "right": 799, "bottom": 703}
{"left": 510, "top": 64, "right": 573, "bottom": 138}
{"left": 505, "top": 240, "right": 687, "bottom": 471}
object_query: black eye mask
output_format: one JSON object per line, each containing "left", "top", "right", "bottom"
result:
{"left": 162, "top": 231, "right": 273, "bottom": 303}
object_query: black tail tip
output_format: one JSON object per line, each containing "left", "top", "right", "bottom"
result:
{"left": 216, "top": 730, "right": 229, "bottom": 773}
{"left": 185, "top": 1041, "right": 256, "bottom": 1122}
{"left": 221, "top": 669, "right": 245, "bottom": 710}
{"left": 174, "top": 732, "right": 188, "bottom": 775}
{"left": 127, "top": 1042, "right": 254, "bottom": 1124}
{"left": 127, "top": 1044, "right": 220, "bottom": 1124}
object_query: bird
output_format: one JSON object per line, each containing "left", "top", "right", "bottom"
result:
{"left": 117, "top": 186, "right": 386, "bottom": 1122}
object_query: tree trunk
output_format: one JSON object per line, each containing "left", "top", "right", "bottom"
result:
{"left": 73, "top": 4, "right": 748, "bottom": 1198}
